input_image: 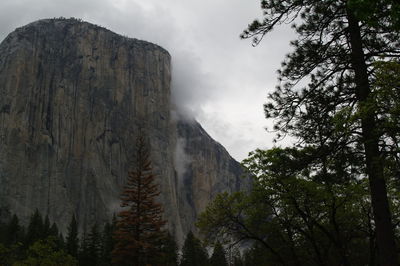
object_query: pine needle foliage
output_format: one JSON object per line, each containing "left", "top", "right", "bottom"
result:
{"left": 112, "top": 136, "right": 166, "bottom": 266}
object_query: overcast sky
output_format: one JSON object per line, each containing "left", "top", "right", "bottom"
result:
{"left": 0, "top": 0, "right": 294, "bottom": 161}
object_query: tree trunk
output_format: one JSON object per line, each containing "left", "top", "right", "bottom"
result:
{"left": 347, "top": 10, "right": 398, "bottom": 266}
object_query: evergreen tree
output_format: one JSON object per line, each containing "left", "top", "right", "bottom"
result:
{"left": 58, "top": 233, "right": 65, "bottom": 251}
{"left": 112, "top": 136, "right": 166, "bottom": 266}
{"left": 87, "top": 224, "right": 101, "bottom": 266}
{"left": 4, "top": 214, "right": 22, "bottom": 246}
{"left": 209, "top": 242, "right": 228, "bottom": 266}
{"left": 179, "top": 231, "right": 208, "bottom": 266}
{"left": 348, "top": 0, "right": 400, "bottom": 29}
{"left": 15, "top": 236, "right": 77, "bottom": 266}
{"left": 43, "top": 214, "right": 51, "bottom": 238}
{"left": 0, "top": 222, "right": 5, "bottom": 244}
{"left": 241, "top": 1, "right": 400, "bottom": 265}
{"left": 66, "top": 214, "right": 79, "bottom": 257}
{"left": 78, "top": 232, "right": 91, "bottom": 266}
{"left": 158, "top": 232, "right": 178, "bottom": 266}
{"left": 48, "top": 222, "right": 64, "bottom": 250}
{"left": 49, "top": 222, "right": 58, "bottom": 237}
{"left": 99, "top": 220, "right": 115, "bottom": 266}
{"left": 25, "top": 209, "right": 44, "bottom": 247}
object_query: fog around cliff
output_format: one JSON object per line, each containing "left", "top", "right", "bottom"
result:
{"left": 173, "top": 137, "right": 191, "bottom": 187}
{"left": 0, "top": 0, "right": 294, "bottom": 161}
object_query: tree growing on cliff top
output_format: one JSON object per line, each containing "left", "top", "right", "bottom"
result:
{"left": 241, "top": 1, "right": 400, "bottom": 265}
{"left": 112, "top": 136, "right": 166, "bottom": 266}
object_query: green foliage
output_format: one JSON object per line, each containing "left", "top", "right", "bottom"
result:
{"left": 347, "top": 0, "right": 400, "bottom": 29}
{"left": 0, "top": 210, "right": 140, "bottom": 266}
{"left": 198, "top": 146, "right": 385, "bottom": 265}
{"left": 241, "top": 1, "right": 400, "bottom": 264}
{"left": 180, "top": 231, "right": 209, "bottom": 266}
{"left": 13, "top": 236, "right": 77, "bottom": 266}
{"left": 0, "top": 243, "right": 24, "bottom": 265}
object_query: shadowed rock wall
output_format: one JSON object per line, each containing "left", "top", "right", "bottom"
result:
{"left": 0, "top": 18, "right": 246, "bottom": 244}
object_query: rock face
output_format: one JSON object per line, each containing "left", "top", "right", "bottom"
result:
{"left": 0, "top": 18, "right": 246, "bottom": 244}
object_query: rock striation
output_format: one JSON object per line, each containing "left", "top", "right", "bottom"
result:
{"left": 0, "top": 18, "right": 247, "bottom": 244}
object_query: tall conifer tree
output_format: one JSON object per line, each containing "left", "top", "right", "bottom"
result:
{"left": 100, "top": 219, "right": 115, "bottom": 266}
{"left": 4, "top": 214, "right": 21, "bottom": 246}
{"left": 180, "top": 231, "right": 209, "bottom": 266}
{"left": 242, "top": 1, "right": 400, "bottom": 264}
{"left": 66, "top": 214, "right": 79, "bottom": 257}
{"left": 112, "top": 136, "right": 166, "bottom": 266}
{"left": 25, "top": 209, "right": 43, "bottom": 247}
{"left": 87, "top": 224, "right": 101, "bottom": 266}
{"left": 209, "top": 242, "right": 228, "bottom": 266}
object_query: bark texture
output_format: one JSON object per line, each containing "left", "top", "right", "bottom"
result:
{"left": 347, "top": 11, "right": 398, "bottom": 266}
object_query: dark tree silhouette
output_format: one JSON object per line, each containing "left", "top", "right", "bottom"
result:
{"left": 112, "top": 136, "right": 166, "bottom": 266}
{"left": 4, "top": 214, "right": 21, "bottom": 246}
{"left": 180, "top": 231, "right": 209, "bottom": 266}
{"left": 210, "top": 242, "right": 228, "bottom": 266}
{"left": 24, "top": 209, "right": 44, "bottom": 247}
{"left": 157, "top": 232, "right": 178, "bottom": 266}
{"left": 66, "top": 214, "right": 79, "bottom": 257}
{"left": 99, "top": 217, "right": 115, "bottom": 266}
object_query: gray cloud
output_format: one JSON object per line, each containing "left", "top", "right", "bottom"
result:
{"left": 0, "top": 0, "right": 295, "bottom": 161}
{"left": 173, "top": 137, "right": 191, "bottom": 187}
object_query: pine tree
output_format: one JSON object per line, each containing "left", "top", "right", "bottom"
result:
{"left": 49, "top": 222, "right": 58, "bottom": 237}
{"left": 87, "top": 224, "right": 101, "bottom": 266}
{"left": 4, "top": 214, "right": 21, "bottom": 246}
{"left": 49, "top": 222, "right": 64, "bottom": 250}
{"left": 157, "top": 232, "right": 178, "bottom": 266}
{"left": 242, "top": 1, "right": 400, "bottom": 265}
{"left": 99, "top": 219, "right": 115, "bottom": 266}
{"left": 78, "top": 232, "right": 91, "bottom": 266}
{"left": 66, "top": 214, "right": 79, "bottom": 257}
{"left": 25, "top": 209, "right": 44, "bottom": 247}
{"left": 43, "top": 214, "right": 51, "bottom": 238}
{"left": 112, "top": 136, "right": 166, "bottom": 266}
{"left": 180, "top": 231, "right": 209, "bottom": 266}
{"left": 209, "top": 242, "right": 228, "bottom": 266}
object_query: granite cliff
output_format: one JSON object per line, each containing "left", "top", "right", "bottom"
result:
{"left": 0, "top": 18, "right": 247, "bottom": 244}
